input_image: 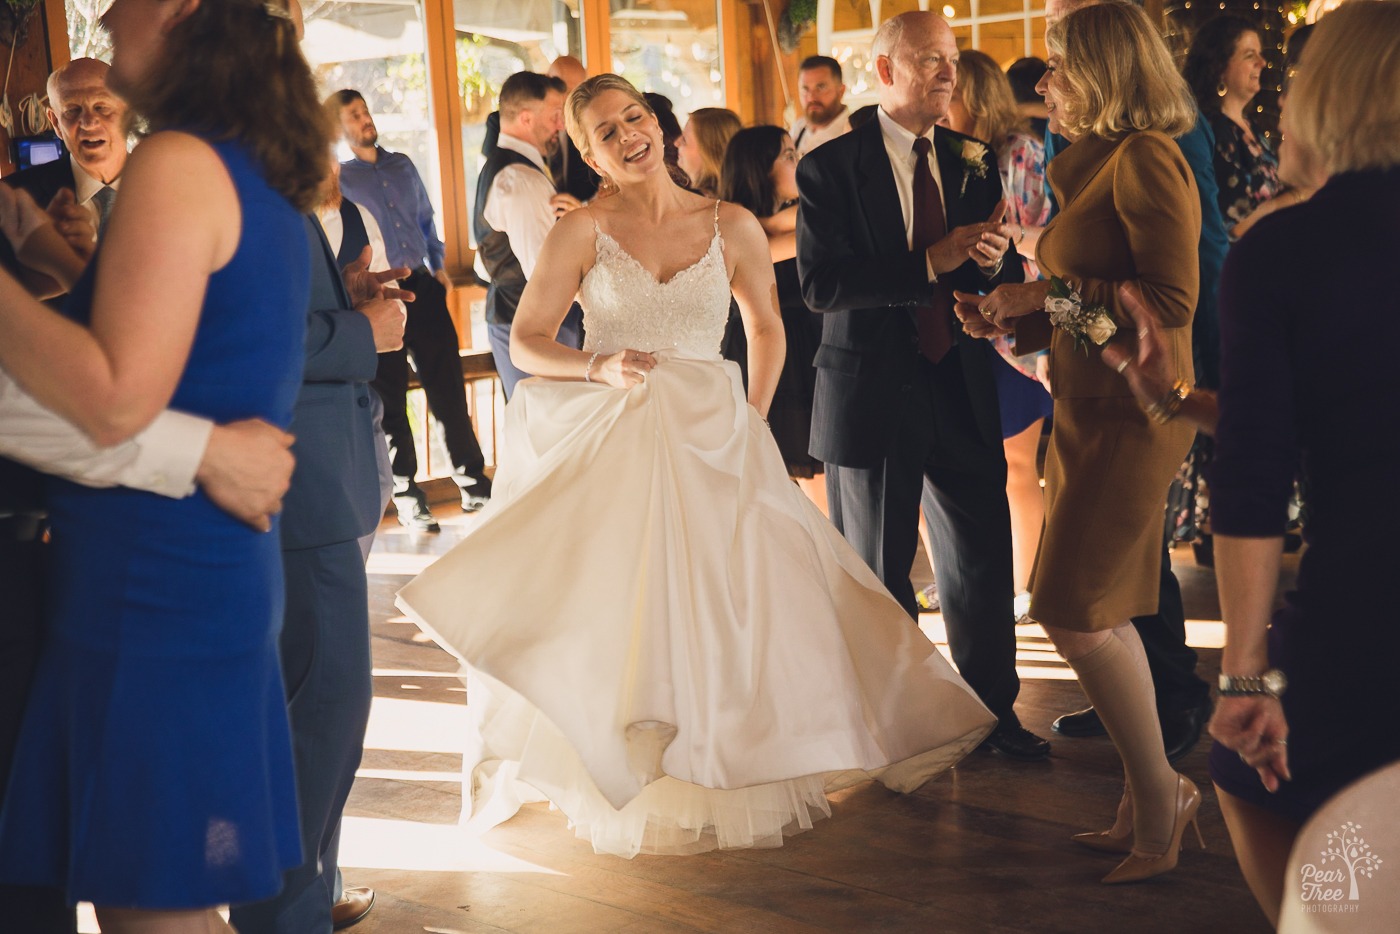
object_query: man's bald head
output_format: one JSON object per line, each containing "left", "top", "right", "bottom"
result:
{"left": 547, "top": 55, "right": 588, "bottom": 93}
{"left": 46, "top": 58, "right": 128, "bottom": 184}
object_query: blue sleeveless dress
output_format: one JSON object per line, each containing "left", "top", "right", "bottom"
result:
{"left": 0, "top": 138, "right": 308, "bottom": 908}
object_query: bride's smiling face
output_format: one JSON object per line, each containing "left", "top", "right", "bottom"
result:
{"left": 582, "top": 89, "right": 664, "bottom": 182}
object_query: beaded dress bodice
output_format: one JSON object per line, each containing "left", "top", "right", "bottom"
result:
{"left": 579, "top": 203, "right": 731, "bottom": 357}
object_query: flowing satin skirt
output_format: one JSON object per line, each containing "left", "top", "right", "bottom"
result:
{"left": 396, "top": 352, "right": 995, "bottom": 858}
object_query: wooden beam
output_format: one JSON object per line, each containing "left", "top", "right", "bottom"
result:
{"left": 721, "top": 0, "right": 743, "bottom": 115}
{"left": 582, "top": 0, "right": 611, "bottom": 75}
{"left": 44, "top": 0, "right": 68, "bottom": 71}
{"left": 423, "top": 0, "right": 468, "bottom": 275}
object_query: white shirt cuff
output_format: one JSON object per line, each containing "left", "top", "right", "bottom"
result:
{"left": 124, "top": 410, "right": 213, "bottom": 498}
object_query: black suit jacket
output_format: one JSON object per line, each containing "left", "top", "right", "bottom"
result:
{"left": 796, "top": 119, "right": 1023, "bottom": 467}
{"left": 0, "top": 158, "right": 77, "bottom": 279}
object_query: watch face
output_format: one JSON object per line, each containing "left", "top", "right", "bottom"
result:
{"left": 1263, "top": 669, "right": 1287, "bottom": 694}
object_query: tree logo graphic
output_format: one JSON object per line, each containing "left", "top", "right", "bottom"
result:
{"left": 1300, "top": 821, "right": 1385, "bottom": 907}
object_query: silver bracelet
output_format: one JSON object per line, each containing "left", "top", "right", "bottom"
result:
{"left": 583, "top": 351, "right": 601, "bottom": 383}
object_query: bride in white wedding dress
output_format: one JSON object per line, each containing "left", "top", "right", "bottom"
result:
{"left": 396, "top": 74, "right": 995, "bottom": 858}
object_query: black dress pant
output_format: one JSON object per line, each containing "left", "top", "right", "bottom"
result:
{"left": 1132, "top": 514, "right": 1210, "bottom": 714}
{"left": 371, "top": 268, "right": 485, "bottom": 490}
{"left": 0, "top": 534, "right": 76, "bottom": 933}
{"left": 826, "top": 350, "right": 1020, "bottom": 722}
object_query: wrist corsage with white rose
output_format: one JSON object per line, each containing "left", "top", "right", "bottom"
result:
{"left": 1045, "top": 276, "right": 1116, "bottom": 352}
{"left": 949, "top": 138, "right": 989, "bottom": 196}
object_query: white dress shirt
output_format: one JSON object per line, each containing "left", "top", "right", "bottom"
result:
{"left": 481, "top": 134, "right": 557, "bottom": 280}
{"left": 0, "top": 372, "right": 209, "bottom": 499}
{"left": 876, "top": 107, "right": 950, "bottom": 250}
{"left": 71, "top": 157, "right": 119, "bottom": 226}
{"left": 792, "top": 107, "right": 852, "bottom": 156}
{"left": 317, "top": 199, "right": 392, "bottom": 276}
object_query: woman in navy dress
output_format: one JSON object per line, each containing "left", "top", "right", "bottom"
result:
{"left": 0, "top": 0, "right": 330, "bottom": 930}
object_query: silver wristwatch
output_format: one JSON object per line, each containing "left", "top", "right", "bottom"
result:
{"left": 1218, "top": 669, "right": 1288, "bottom": 698}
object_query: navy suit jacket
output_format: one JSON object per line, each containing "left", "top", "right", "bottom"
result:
{"left": 279, "top": 216, "right": 383, "bottom": 551}
{"left": 796, "top": 119, "right": 1023, "bottom": 467}
{"left": 0, "top": 159, "right": 78, "bottom": 279}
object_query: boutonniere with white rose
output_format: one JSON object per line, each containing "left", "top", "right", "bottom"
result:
{"left": 1045, "top": 276, "right": 1116, "bottom": 352}
{"left": 948, "top": 138, "right": 990, "bottom": 196}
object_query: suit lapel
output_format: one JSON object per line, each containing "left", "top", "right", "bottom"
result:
{"left": 306, "top": 213, "right": 353, "bottom": 308}
{"left": 1047, "top": 134, "right": 1119, "bottom": 209}
{"left": 852, "top": 119, "right": 908, "bottom": 257}
{"left": 933, "top": 127, "right": 975, "bottom": 229}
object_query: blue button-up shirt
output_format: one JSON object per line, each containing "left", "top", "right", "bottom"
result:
{"left": 338, "top": 147, "right": 445, "bottom": 272}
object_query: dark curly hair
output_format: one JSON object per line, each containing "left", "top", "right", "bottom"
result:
{"left": 1182, "top": 14, "right": 1261, "bottom": 115}
{"left": 115, "top": 0, "right": 331, "bottom": 211}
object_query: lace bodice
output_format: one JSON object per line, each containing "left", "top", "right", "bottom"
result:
{"left": 579, "top": 203, "right": 732, "bottom": 357}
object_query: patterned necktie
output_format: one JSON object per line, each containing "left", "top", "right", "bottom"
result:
{"left": 92, "top": 185, "right": 116, "bottom": 234}
{"left": 911, "top": 136, "right": 954, "bottom": 363}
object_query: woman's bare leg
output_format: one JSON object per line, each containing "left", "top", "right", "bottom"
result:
{"left": 1002, "top": 417, "right": 1045, "bottom": 596}
{"left": 1215, "top": 785, "right": 1300, "bottom": 926}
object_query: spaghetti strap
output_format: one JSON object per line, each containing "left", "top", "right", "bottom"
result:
{"left": 712, "top": 199, "right": 721, "bottom": 233}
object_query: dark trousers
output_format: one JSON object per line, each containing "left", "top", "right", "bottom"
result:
{"left": 229, "top": 541, "right": 372, "bottom": 934}
{"left": 0, "top": 536, "right": 76, "bottom": 934}
{"left": 488, "top": 303, "right": 585, "bottom": 401}
{"left": 1133, "top": 517, "right": 1210, "bottom": 714}
{"left": 825, "top": 350, "right": 1020, "bottom": 722}
{"left": 372, "top": 268, "right": 485, "bottom": 491}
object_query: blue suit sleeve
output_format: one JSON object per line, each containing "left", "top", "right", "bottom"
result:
{"left": 303, "top": 307, "right": 379, "bottom": 383}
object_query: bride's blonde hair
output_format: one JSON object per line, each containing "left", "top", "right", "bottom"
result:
{"left": 565, "top": 74, "right": 689, "bottom": 187}
{"left": 565, "top": 74, "right": 654, "bottom": 162}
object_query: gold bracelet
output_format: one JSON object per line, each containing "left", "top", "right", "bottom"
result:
{"left": 1146, "top": 379, "right": 1191, "bottom": 424}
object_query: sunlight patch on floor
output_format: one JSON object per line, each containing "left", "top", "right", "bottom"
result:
{"left": 363, "top": 696, "right": 468, "bottom": 754}
{"left": 339, "top": 816, "right": 564, "bottom": 875}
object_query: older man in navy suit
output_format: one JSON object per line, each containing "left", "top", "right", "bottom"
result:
{"left": 797, "top": 11, "right": 1048, "bottom": 761}
{"left": 0, "top": 58, "right": 127, "bottom": 295}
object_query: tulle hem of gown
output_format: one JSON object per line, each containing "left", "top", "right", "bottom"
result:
{"left": 395, "top": 353, "right": 996, "bottom": 859}
{"left": 450, "top": 667, "right": 992, "bottom": 859}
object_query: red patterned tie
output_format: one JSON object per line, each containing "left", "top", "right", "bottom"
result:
{"left": 911, "top": 136, "right": 954, "bottom": 363}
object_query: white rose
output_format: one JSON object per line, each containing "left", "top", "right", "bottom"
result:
{"left": 964, "top": 141, "right": 988, "bottom": 163}
{"left": 1086, "top": 314, "right": 1117, "bottom": 345}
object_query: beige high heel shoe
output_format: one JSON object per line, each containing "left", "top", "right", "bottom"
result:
{"left": 1072, "top": 786, "right": 1133, "bottom": 854}
{"left": 1101, "top": 774, "right": 1205, "bottom": 884}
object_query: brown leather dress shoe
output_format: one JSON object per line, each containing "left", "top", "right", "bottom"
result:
{"left": 332, "top": 885, "right": 375, "bottom": 930}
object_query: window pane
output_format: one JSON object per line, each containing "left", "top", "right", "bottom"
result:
{"left": 67, "top": 0, "right": 113, "bottom": 61}
{"left": 459, "top": 1, "right": 584, "bottom": 264}
{"left": 979, "top": 0, "right": 1031, "bottom": 18}
{"left": 978, "top": 17, "right": 1031, "bottom": 63}
{"left": 609, "top": 0, "right": 723, "bottom": 122}
{"left": 304, "top": 1, "right": 442, "bottom": 223}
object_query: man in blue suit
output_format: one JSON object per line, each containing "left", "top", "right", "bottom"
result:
{"left": 228, "top": 216, "right": 405, "bottom": 933}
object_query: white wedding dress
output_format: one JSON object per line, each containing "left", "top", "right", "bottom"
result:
{"left": 395, "top": 205, "right": 996, "bottom": 858}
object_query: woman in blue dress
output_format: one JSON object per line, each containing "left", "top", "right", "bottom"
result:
{"left": 0, "top": 0, "right": 330, "bottom": 930}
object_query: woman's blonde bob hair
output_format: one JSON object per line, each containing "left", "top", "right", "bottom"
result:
{"left": 1284, "top": 1, "right": 1400, "bottom": 175}
{"left": 1046, "top": 2, "right": 1196, "bottom": 141}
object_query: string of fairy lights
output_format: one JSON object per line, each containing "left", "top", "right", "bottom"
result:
{"left": 1163, "top": 0, "right": 1290, "bottom": 139}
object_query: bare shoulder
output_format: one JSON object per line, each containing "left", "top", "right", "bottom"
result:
{"left": 716, "top": 200, "right": 766, "bottom": 245}
{"left": 124, "top": 130, "right": 225, "bottom": 180}
{"left": 543, "top": 205, "right": 600, "bottom": 269}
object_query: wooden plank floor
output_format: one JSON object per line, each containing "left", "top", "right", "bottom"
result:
{"left": 341, "top": 507, "right": 1275, "bottom": 934}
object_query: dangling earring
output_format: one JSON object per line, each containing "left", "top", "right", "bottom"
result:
{"left": 1216, "top": 80, "right": 1227, "bottom": 98}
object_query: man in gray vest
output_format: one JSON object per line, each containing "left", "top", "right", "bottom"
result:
{"left": 473, "top": 71, "right": 581, "bottom": 398}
